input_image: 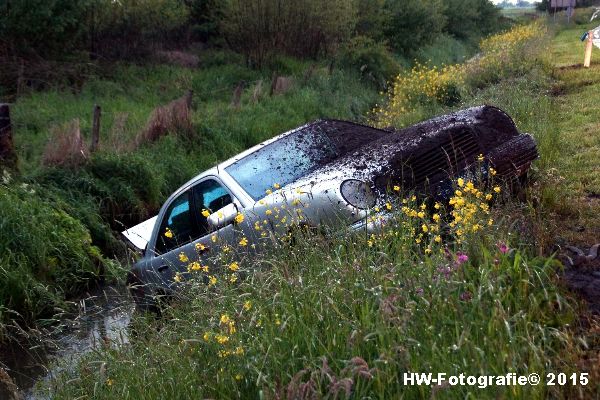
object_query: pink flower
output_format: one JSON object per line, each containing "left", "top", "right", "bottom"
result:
{"left": 497, "top": 242, "right": 509, "bottom": 254}
{"left": 459, "top": 291, "right": 472, "bottom": 302}
{"left": 456, "top": 252, "right": 469, "bottom": 265}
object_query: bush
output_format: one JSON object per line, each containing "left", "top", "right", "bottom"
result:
{"left": 0, "top": 181, "right": 105, "bottom": 331}
{"left": 339, "top": 36, "right": 401, "bottom": 90}
{"left": 91, "top": 0, "right": 190, "bottom": 58}
{"left": 383, "top": 0, "right": 447, "bottom": 55}
{"left": 0, "top": 0, "right": 92, "bottom": 58}
{"left": 444, "top": 0, "right": 506, "bottom": 42}
{"left": 220, "top": 0, "right": 358, "bottom": 66}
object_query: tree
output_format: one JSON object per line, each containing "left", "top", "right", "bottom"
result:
{"left": 221, "top": 0, "right": 358, "bottom": 66}
{"left": 0, "top": 0, "right": 93, "bottom": 58}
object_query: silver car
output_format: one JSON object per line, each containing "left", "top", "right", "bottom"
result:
{"left": 123, "top": 106, "right": 538, "bottom": 306}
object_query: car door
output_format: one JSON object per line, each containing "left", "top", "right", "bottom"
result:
{"left": 148, "top": 177, "right": 240, "bottom": 287}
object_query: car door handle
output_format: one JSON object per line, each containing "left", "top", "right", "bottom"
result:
{"left": 157, "top": 265, "right": 169, "bottom": 273}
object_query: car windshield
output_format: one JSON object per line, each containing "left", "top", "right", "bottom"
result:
{"left": 225, "top": 126, "right": 338, "bottom": 200}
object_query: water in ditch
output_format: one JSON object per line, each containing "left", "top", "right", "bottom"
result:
{"left": 0, "top": 285, "right": 134, "bottom": 399}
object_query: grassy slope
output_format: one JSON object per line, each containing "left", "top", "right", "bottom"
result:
{"left": 548, "top": 25, "right": 600, "bottom": 245}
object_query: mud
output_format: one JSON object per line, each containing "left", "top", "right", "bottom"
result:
{"left": 561, "top": 245, "right": 600, "bottom": 314}
{"left": 299, "top": 105, "right": 535, "bottom": 200}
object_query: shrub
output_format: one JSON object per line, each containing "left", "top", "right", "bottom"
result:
{"left": 0, "top": 0, "right": 92, "bottom": 58}
{"left": 339, "top": 36, "right": 401, "bottom": 90}
{"left": 220, "top": 0, "right": 358, "bottom": 66}
{"left": 444, "top": 0, "right": 506, "bottom": 41}
{"left": 0, "top": 180, "right": 105, "bottom": 330}
{"left": 383, "top": 0, "right": 447, "bottom": 55}
{"left": 91, "top": 0, "right": 190, "bottom": 58}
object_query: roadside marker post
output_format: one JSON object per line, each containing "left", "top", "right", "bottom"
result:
{"left": 584, "top": 30, "right": 594, "bottom": 68}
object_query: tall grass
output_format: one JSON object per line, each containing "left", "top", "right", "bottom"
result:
{"left": 45, "top": 186, "right": 580, "bottom": 399}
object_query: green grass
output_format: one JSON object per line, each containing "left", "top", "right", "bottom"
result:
{"left": 43, "top": 200, "right": 581, "bottom": 399}
{"left": 538, "top": 19, "right": 600, "bottom": 245}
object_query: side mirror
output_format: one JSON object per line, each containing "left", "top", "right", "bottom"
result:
{"left": 207, "top": 203, "right": 238, "bottom": 229}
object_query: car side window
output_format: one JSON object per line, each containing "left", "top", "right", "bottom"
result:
{"left": 194, "top": 179, "right": 234, "bottom": 237}
{"left": 155, "top": 190, "right": 196, "bottom": 254}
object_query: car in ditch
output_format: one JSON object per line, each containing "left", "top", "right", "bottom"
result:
{"left": 123, "top": 105, "right": 538, "bottom": 306}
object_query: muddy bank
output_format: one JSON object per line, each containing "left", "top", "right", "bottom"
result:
{"left": 0, "top": 285, "right": 133, "bottom": 399}
{"left": 561, "top": 244, "right": 600, "bottom": 314}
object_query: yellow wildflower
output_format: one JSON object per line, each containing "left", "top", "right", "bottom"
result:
{"left": 393, "top": 185, "right": 400, "bottom": 191}
{"left": 189, "top": 262, "right": 201, "bottom": 271}
{"left": 215, "top": 334, "right": 229, "bottom": 344}
{"left": 457, "top": 178, "right": 465, "bottom": 187}
{"left": 243, "top": 300, "right": 252, "bottom": 311}
{"left": 201, "top": 209, "right": 211, "bottom": 218}
{"left": 220, "top": 314, "right": 230, "bottom": 324}
{"left": 178, "top": 253, "right": 189, "bottom": 263}
{"left": 209, "top": 275, "right": 217, "bottom": 286}
{"left": 273, "top": 183, "right": 281, "bottom": 189}
{"left": 195, "top": 243, "right": 207, "bottom": 251}
{"left": 164, "top": 228, "right": 173, "bottom": 238}
{"left": 229, "top": 262, "right": 240, "bottom": 272}
{"left": 174, "top": 273, "right": 183, "bottom": 283}
{"left": 230, "top": 274, "right": 238, "bottom": 283}
{"left": 239, "top": 237, "right": 248, "bottom": 246}
{"left": 494, "top": 186, "right": 501, "bottom": 193}
{"left": 234, "top": 213, "right": 244, "bottom": 224}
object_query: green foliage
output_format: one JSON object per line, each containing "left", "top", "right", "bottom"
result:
{"left": 0, "top": 0, "right": 92, "bottom": 57}
{"left": 185, "top": 0, "right": 222, "bottom": 42}
{"left": 0, "top": 181, "right": 105, "bottom": 330}
{"left": 416, "top": 34, "right": 476, "bottom": 66}
{"left": 383, "top": 0, "right": 448, "bottom": 55}
{"left": 220, "top": 0, "right": 358, "bottom": 66}
{"left": 91, "top": 0, "right": 190, "bottom": 58}
{"left": 339, "top": 36, "right": 401, "bottom": 89}
{"left": 444, "top": 0, "right": 506, "bottom": 41}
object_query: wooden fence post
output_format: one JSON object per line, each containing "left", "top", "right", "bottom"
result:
{"left": 0, "top": 104, "right": 17, "bottom": 170}
{"left": 90, "top": 104, "right": 101, "bottom": 153}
